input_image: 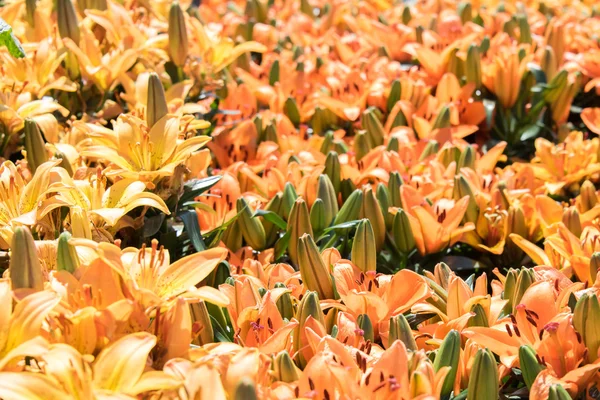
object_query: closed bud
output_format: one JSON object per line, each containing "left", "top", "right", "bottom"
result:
{"left": 320, "top": 131, "right": 334, "bottom": 154}
{"left": 519, "top": 345, "right": 545, "bottom": 389}
{"left": 376, "top": 183, "right": 392, "bottom": 230}
{"left": 360, "top": 188, "right": 386, "bottom": 250}
{"left": 57, "top": 0, "right": 80, "bottom": 44}
{"left": 544, "top": 70, "right": 568, "bottom": 104}
{"left": 70, "top": 206, "right": 92, "bottom": 239}
{"left": 434, "top": 329, "right": 461, "bottom": 399}
{"left": 287, "top": 198, "right": 313, "bottom": 267}
{"left": 389, "top": 103, "right": 408, "bottom": 129}
{"left": 206, "top": 260, "right": 231, "bottom": 288}
{"left": 245, "top": 0, "right": 267, "bottom": 22}
{"left": 10, "top": 227, "right": 43, "bottom": 292}
{"left": 57, "top": 231, "right": 79, "bottom": 274}
{"left": 190, "top": 300, "right": 214, "bottom": 346}
{"left": 388, "top": 314, "right": 417, "bottom": 351}
{"left": 388, "top": 171, "right": 403, "bottom": 207}
{"left": 387, "top": 79, "right": 401, "bottom": 112}
{"left": 237, "top": 198, "right": 267, "bottom": 250}
{"left": 362, "top": 107, "right": 385, "bottom": 148}
{"left": 23, "top": 119, "right": 48, "bottom": 174}
{"left": 354, "top": 131, "right": 372, "bottom": 162}
{"left": 281, "top": 183, "right": 298, "bottom": 221}
{"left": 458, "top": 2, "right": 472, "bottom": 24}
{"left": 333, "top": 189, "right": 363, "bottom": 225}
{"left": 263, "top": 124, "right": 278, "bottom": 144}
{"left": 507, "top": 206, "right": 527, "bottom": 238}
{"left": 468, "top": 303, "right": 489, "bottom": 328}
{"left": 300, "top": 0, "right": 312, "bottom": 16}
{"left": 465, "top": 45, "right": 482, "bottom": 88}
{"left": 453, "top": 175, "right": 479, "bottom": 224}
{"left": 439, "top": 145, "right": 461, "bottom": 167}
{"left": 357, "top": 314, "right": 374, "bottom": 343}
{"left": 222, "top": 220, "right": 243, "bottom": 252}
{"left": 579, "top": 180, "right": 597, "bottom": 212}
{"left": 269, "top": 60, "right": 280, "bottom": 85}
{"left": 298, "top": 234, "right": 335, "bottom": 300}
{"left": 340, "top": 179, "right": 357, "bottom": 203}
{"left": 517, "top": 14, "right": 532, "bottom": 44}
{"left": 234, "top": 378, "right": 257, "bottom": 400}
{"left": 415, "top": 25, "right": 424, "bottom": 45}
{"left": 401, "top": 6, "right": 411, "bottom": 24}
{"left": 317, "top": 174, "right": 339, "bottom": 226}
{"left": 446, "top": 48, "right": 463, "bottom": 82}
{"left": 284, "top": 97, "right": 300, "bottom": 126}
{"left": 293, "top": 291, "right": 325, "bottom": 368}
{"left": 168, "top": 2, "right": 189, "bottom": 67}
{"left": 324, "top": 152, "right": 341, "bottom": 194}
{"left": 392, "top": 209, "right": 416, "bottom": 254}
{"left": 432, "top": 106, "right": 452, "bottom": 130}
{"left": 467, "top": 349, "right": 499, "bottom": 400}
{"left": 352, "top": 219, "right": 377, "bottom": 273}
{"left": 573, "top": 293, "right": 600, "bottom": 362}
{"left": 310, "top": 198, "right": 327, "bottom": 233}
{"left": 274, "top": 282, "right": 295, "bottom": 320}
{"left": 513, "top": 268, "right": 535, "bottom": 312}
{"left": 562, "top": 207, "right": 582, "bottom": 237}
{"left": 458, "top": 144, "right": 476, "bottom": 170}
{"left": 419, "top": 140, "right": 439, "bottom": 161}
{"left": 386, "top": 136, "right": 399, "bottom": 152}
{"left": 547, "top": 384, "right": 572, "bottom": 400}
{"left": 25, "top": 0, "right": 36, "bottom": 27}
{"left": 590, "top": 252, "right": 600, "bottom": 284}
{"left": 146, "top": 73, "right": 168, "bottom": 129}
{"left": 502, "top": 268, "right": 518, "bottom": 311}
{"left": 274, "top": 351, "right": 300, "bottom": 383}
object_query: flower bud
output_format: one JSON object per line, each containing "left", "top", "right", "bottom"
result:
{"left": 146, "top": 73, "right": 169, "bottom": 129}
{"left": 432, "top": 106, "right": 451, "bottom": 130}
{"left": 401, "top": 5, "right": 411, "bottom": 24}
{"left": 274, "top": 351, "right": 299, "bottom": 383}
{"left": 316, "top": 174, "right": 339, "bottom": 227}
{"left": 320, "top": 130, "right": 334, "bottom": 155}
{"left": 434, "top": 329, "right": 461, "bottom": 399}
{"left": 269, "top": 59, "right": 280, "bottom": 85}
{"left": 298, "top": 234, "right": 335, "bottom": 300}
{"left": 287, "top": 198, "right": 313, "bottom": 267}
{"left": 25, "top": 0, "right": 36, "bottom": 27}
{"left": 333, "top": 189, "right": 363, "bottom": 225}
{"left": 458, "top": 2, "right": 472, "bottom": 24}
{"left": 547, "top": 384, "right": 572, "bottom": 400}
{"left": 415, "top": 25, "right": 424, "bottom": 44}
{"left": 388, "top": 172, "right": 403, "bottom": 207}
{"left": 23, "top": 119, "right": 48, "bottom": 174}
{"left": 388, "top": 314, "right": 417, "bottom": 351}
{"left": 284, "top": 97, "right": 300, "bottom": 126}
{"left": 352, "top": 219, "right": 377, "bottom": 274}
{"left": 573, "top": 293, "right": 600, "bottom": 362}
{"left": 205, "top": 260, "right": 231, "bottom": 288}
{"left": 512, "top": 268, "right": 535, "bottom": 312}
{"left": 468, "top": 303, "right": 489, "bottom": 328}
{"left": 360, "top": 188, "right": 386, "bottom": 250}
{"left": 519, "top": 345, "right": 545, "bottom": 389}
{"left": 419, "top": 140, "right": 439, "bottom": 161}
{"left": 293, "top": 291, "right": 325, "bottom": 368}
{"left": 392, "top": 209, "right": 416, "bottom": 255}
{"left": 263, "top": 124, "right": 278, "bottom": 144}
{"left": 386, "top": 136, "right": 399, "bottom": 152}
{"left": 190, "top": 300, "right": 214, "bottom": 346}
{"left": 466, "top": 45, "right": 482, "bottom": 88}
{"left": 324, "top": 151, "right": 341, "bottom": 194}
{"left": 234, "top": 378, "right": 257, "bottom": 400}
{"left": 57, "top": 231, "right": 79, "bottom": 274}
{"left": 590, "top": 252, "right": 600, "bottom": 284}
{"left": 467, "top": 349, "right": 499, "bottom": 400}
{"left": 281, "top": 183, "right": 298, "bottom": 221}
{"left": 57, "top": 0, "right": 80, "bottom": 44}
{"left": 376, "top": 183, "right": 392, "bottom": 230}
{"left": 222, "top": 220, "right": 243, "bottom": 252}
{"left": 357, "top": 314, "right": 374, "bottom": 343}
{"left": 362, "top": 107, "right": 385, "bottom": 147}
{"left": 517, "top": 14, "right": 532, "bottom": 44}
{"left": 439, "top": 145, "right": 461, "bottom": 168}
{"left": 458, "top": 145, "right": 476, "bottom": 170}
{"left": 579, "top": 180, "right": 597, "bottom": 213}
{"left": 387, "top": 79, "right": 401, "bottom": 112}
{"left": 236, "top": 198, "right": 267, "bottom": 250}
{"left": 274, "top": 282, "right": 294, "bottom": 320}
{"left": 168, "top": 2, "right": 189, "bottom": 67}
{"left": 562, "top": 207, "right": 582, "bottom": 238}
{"left": 354, "top": 131, "right": 372, "bottom": 162}
{"left": 446, "top": 48, "right": 463, "bottom": 79}
{"left": 310, "top": 199, "right": 327, "bottom": 233}
{"left": 453, "top": 175, "right": 479, "bottom": 224}
{"left": 10, "top": 227, "right": 43, "bottom": 292}
{"left": 340, "top": 179, "right": 357, "bottom": 202}
{"left": 70, "top": 206, "right": 92, "bottom": 239}
{"left": 507, "top": 206, "right": 527, "bottom": 238}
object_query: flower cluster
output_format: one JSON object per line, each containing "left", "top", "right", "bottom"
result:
{"left": 1, "top": 0, "right": 600, "bottom": 398}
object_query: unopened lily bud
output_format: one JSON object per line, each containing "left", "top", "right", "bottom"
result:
{"left": 415, "top": 26, "right": 424, "bottom": 45}
{"left": 386, "top": 136, "right": 399, "bottom": 152}
{"left": 310, "top": 198, "right": 327, "bottom": 233}
{"left": 467, "top": 349, "right": 499, "bottom": 400}
{"left": 579, "top": 180, "right": 597, "bottom": 212}
{"left": 376, "top": 183, "right": 392, "bottom": 229}
{"left": 57, "top": 231, "right": 79, "bottom": 274}
{"left": 432, "top": 106, "right": 452, "bottom": 130}
{"left": 57, "top": 0, "right": 80, "bottom": 43}
{"left": 545, "top": 21, "right": 565, "bottom": 64}
{"left": 284, "top": 97, "right": 300, "bottom": 126}
{"left": 274, "top": 282, "right": 294, "bottom": 320}
{"left": 544, "top": 70, "right": 568, "bottom": 104}
{"left": 222, "top": 220, "right": 243, "bottom": 252}
{"left": 458, "top": 2, "right": 472, "bottom": 24}
{"left": 517, "top": 14, "right": 532, "bottom": 44}
{"left": 320, "top": 131, "right": 334, "bottom": 155}
{"left": 362, "top": 107, "right": 385, "bottom": 148}
{"left": 458, "top": 145, "right": 476, "bottom": 170}
{"left": 573, "top": 293, "right": 600, "bottom": 362}
{"left": 269, "top": 59, "right": 280, "bottom": 85}
{"left": 454, "top": 175, "right": 479, "bottom": 224}
{"left": 23, "top": 119, "right": 48, "bottom": 174}
{"left": 293, "top": 291, "right": 325, "bottom": 368}
{"left": 352, "top": 219, "right": 377, "bottom": 273}
{"left": 357, "top": 314, "right": 374, "bottom": 343}
{"left": 10, "top": 226, "right": 43, "bottom": 292}
{"left": 388, "top": 314, "right": 417, "bottom": 351}
{"left": 387, "top": 79, "right": 401, "bottom": 111}
{"left": 287, "top": 198, "right": 313, "bottom": 267}
{"left": 298, "top": 234, "right": 335, "bottom": 300}
{"left": 446, "top": 48, "right": 463, "bottom": 81}
{"left": 419, "top": 140, "right": 439, "bottom": 161}
{"left": 562, "top": 207, "right": 582, "bottom": 237}
{"left": 274, "top": 351, "right": 300, "bottom": 383}
{"left": 300, "top": 0, "right": 312, "bottom": 16}
{"left": 512, "top": 268, "right": 535, "bottom": 311}
{"left": 480, "top": 36, "right": 490, "bottom": 54}
{"left": 206, "top": 260, "right": 231, "bottom": 288}
{"left": 25, "top": 0, "right": 36, "bottom": 27}
{"left": 281, "top": 183, "right": 298, "bottom": 221}
{"left": 354, "top": 131, "right": 372, "bottom": 162}
{"left": 439, "top": 145, "right": 461, "bottom": 167}
{"left": 168, "top": 2, "right": 189, "bottom": 67}
{"left": 324, "top": 152, "right": 341, "bottom": 194}
{"left": 234, "top": 378, "right": 257, "bottom": 400}
{"left": 434, "top": 330, "right": 461, "bottom": 399}
{"left": 468, "top": 303, "right": 489, "bottom": 328}
{"left": 70, "top": 206, "right": 92, "bottom": 239}
{"left": 334, "top": 189, "right": 363, "bottom": 225}
{"left": 507, "top": 206, "right": 527, "bottom": 238}
{"left": 590, "top": 252, "right": 600, "bottom": 284}
{"left": 190, "top": 300, "right": 213, "bottom": 346}
{"left": 388, "top": 172, "right": 403, "bottom": 207}
{"left": 236, "top": 198, "right": 267, "bottom": 250}
{"left": 393, "top": 209, "right": 416, "bottom": 255}
{"left": 519, "top": 345, "right": 545, "bottom": 389}
{"left": 146, "top": 73, "right": 168, "bottom": 128}
{"left": 263, "top": 124, "right": 278, "bottom": 144}
{"left": 360, "top": 188, "right": 386, "bottom": 250}
{"left": 340, "top": 179, "right": 357, "bottom": 203}
{"left": 547, "top": 384, "right": 572, "bottom": 400}
{"left": 401, "top": 5, "right": 411, "bottom": 24}
{"left": 502, "top": 268, "right": 517, "bottom": 311}
{"left": 317, "top": 174, "right": 339, "bottom": 227}
{"left": 465, "top": 45, "right": 482, "bottom": 89}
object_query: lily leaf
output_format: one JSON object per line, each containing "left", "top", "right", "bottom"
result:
{"left": 253, "top": 209, "right": 287, "bottom": 230}
{"left": 179, "top": 210, "right": 206, "bottom": 252}
{"left": 0, "top": 18, "right": 25, "bottom": 58}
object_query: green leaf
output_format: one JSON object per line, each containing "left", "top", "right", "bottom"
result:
{"left": 179, "top": 175, "right": 222, "bottom": 205}
{"left": 253, "top": 209, "right": 287, "bottom": 230}
{"left": 0, "top": 18, "right": 25, "bottom": 58}
{"left": 179, "top": 210, "right": 206, "bottom": 252}
{"left": 274, "top": 230, "right": 291, "bottom": 261}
